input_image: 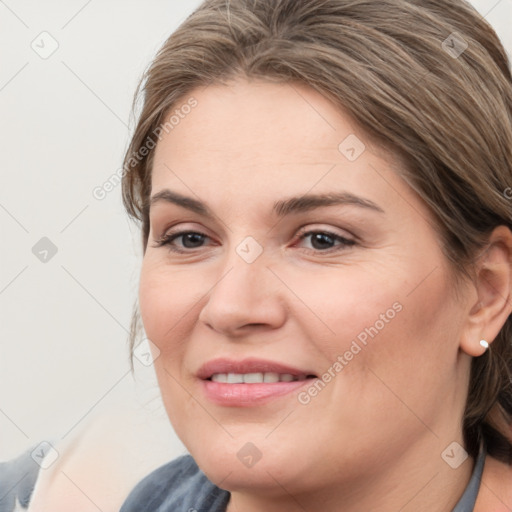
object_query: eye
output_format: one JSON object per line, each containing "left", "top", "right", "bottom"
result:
{"left": 295, "top": 228, "right": 356, "bottom": 253}
{"left": 151, "top": 227, "right": 356, "bottom": 254}
{"left": 151, "top": 230, "right": 211, "bottom": 253}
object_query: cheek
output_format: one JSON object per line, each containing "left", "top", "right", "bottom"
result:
{"left": 293, "top": 257, "right": 455, "bottom": 387}
{"left": 284, "top": 264, "right": 402, "bottom": 353}
{"left": 138, "top": 261, "right": 196, "bottom": 347}
{"left": 138, "top": 263, "right": 197, "bottom": 425}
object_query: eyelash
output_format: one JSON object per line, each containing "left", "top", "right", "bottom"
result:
{"left": 151, "top": 227, "right": 356, "bottom": 255}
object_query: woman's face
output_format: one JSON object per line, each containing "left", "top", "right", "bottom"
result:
{"left": 139, "top": 77, "right": 474, "bottom": 494}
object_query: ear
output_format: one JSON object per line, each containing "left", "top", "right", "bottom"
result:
{"left": 460, "top": 225, "right": 512, "bottom": 357}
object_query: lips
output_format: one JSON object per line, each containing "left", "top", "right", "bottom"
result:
{"left": 196, "top": 357, "right": 318, "bottom": 406}
{"left": 196, "top": 357, "right": 317, "bottom": 380}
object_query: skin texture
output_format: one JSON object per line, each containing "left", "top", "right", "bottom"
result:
{"left": 139, "top": 77, "right": 512, "bottom": 512}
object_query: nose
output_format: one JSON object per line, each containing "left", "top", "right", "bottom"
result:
{"left": 198, "top": 249, "right": 287, "bottom": 337}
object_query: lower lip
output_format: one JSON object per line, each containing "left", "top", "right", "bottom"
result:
{"left": 200, "top": 378, "right": 316, "bottom": 407}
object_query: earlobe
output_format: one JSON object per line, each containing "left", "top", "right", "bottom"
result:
{"left": 460, "top": 336, "right": 490, "bottom": 357}
{"left": 459, "top": 225, "right": 512, "bottom": 358}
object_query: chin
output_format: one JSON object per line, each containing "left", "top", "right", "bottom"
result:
{"left": 189, "top": 438, "right": 308, "bottom": 493}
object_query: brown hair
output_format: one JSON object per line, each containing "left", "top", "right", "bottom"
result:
{"left": 121, "top": 0, "right": 512, "bottom": 464}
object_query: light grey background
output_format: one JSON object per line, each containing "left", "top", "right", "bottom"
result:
{"left": 1, "top": 0, "right": 511, "bottom": 461}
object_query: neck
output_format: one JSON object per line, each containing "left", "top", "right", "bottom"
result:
{"left": 226, "top": 434, "right": 475, "bottom": 512}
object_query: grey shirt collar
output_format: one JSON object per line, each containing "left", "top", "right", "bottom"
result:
{"left": 451, "top": 438, "right": 486, "bottom": 512}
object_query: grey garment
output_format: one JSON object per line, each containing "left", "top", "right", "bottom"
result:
{"left": 452, "top": 438, "right": 486, "bottom": 512}
{"left": 0, "top": 443, "right": 51, "bottom": 512}
{"left": 121, "top": 440, "right": 486, "bottom": 512}
{"left": 119, "top": 454, "right": 230, "bottom": 512}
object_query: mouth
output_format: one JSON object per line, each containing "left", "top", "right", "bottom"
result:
{"left": 197, "top": 357, "right": 318, "bottom": 381}
{"left": 197, "top": 357, "right": 318, "bottom": 406}
{"left": 207, "top": 372, "right": 317, "bottom": 383}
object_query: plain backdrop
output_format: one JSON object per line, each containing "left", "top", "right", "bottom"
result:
{"left": 1, "top": 0, "right": 511, "bottom": 463}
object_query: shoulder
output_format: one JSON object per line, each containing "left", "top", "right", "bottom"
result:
{"left": 475, "top": 454, "right": 512, "bottom": 511}
{"left": 27, "top": 407, "right": 179, "bottom": 512}
{"left": 120, "top": 454, "right": 231, "bottom": 512}
{"left": 27, "top": 406, "right": 183, "bottom": 512}
{"left": 0, "top": 443, "right": 50, "bottom": 511}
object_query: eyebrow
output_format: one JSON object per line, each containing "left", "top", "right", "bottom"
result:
{"left": 149, "top": 189, "right": 385, "bottom": 218}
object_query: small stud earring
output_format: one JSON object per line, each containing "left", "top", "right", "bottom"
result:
{"left": 479, "top": 339, "right": 489, "bottom": 350}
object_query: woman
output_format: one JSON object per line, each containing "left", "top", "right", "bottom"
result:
{"left": 119, "top": 0, "right": 512, "bottom": 510}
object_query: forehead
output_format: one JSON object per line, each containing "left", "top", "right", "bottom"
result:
{"left": 155, "top": 79, "right": 362, "bottom": 163}
{"left": 149, "top": 78, "right": 420, "bottom": 220}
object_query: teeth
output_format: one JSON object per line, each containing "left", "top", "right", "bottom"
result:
{"left": 227, "top": 373, "right": 244, "bottom": 384}
{"left": 244, "top": 372, "right": 264, "bottom": 383}
{"left": 210, "top": 372, "right": 301, "bottom": 383}
{"left": 263, "top": 372, "right": 279, "bottom": 383}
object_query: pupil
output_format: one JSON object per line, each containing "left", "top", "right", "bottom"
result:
{"left": 312, "top": 233, "right": 333, "bottom": 250}
{"left": 183, "top": 233, "right": 204, "bottom": 248}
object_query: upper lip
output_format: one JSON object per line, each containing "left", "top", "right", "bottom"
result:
{"left": 197, "top": 357, "right": 317, "bottom": 380}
